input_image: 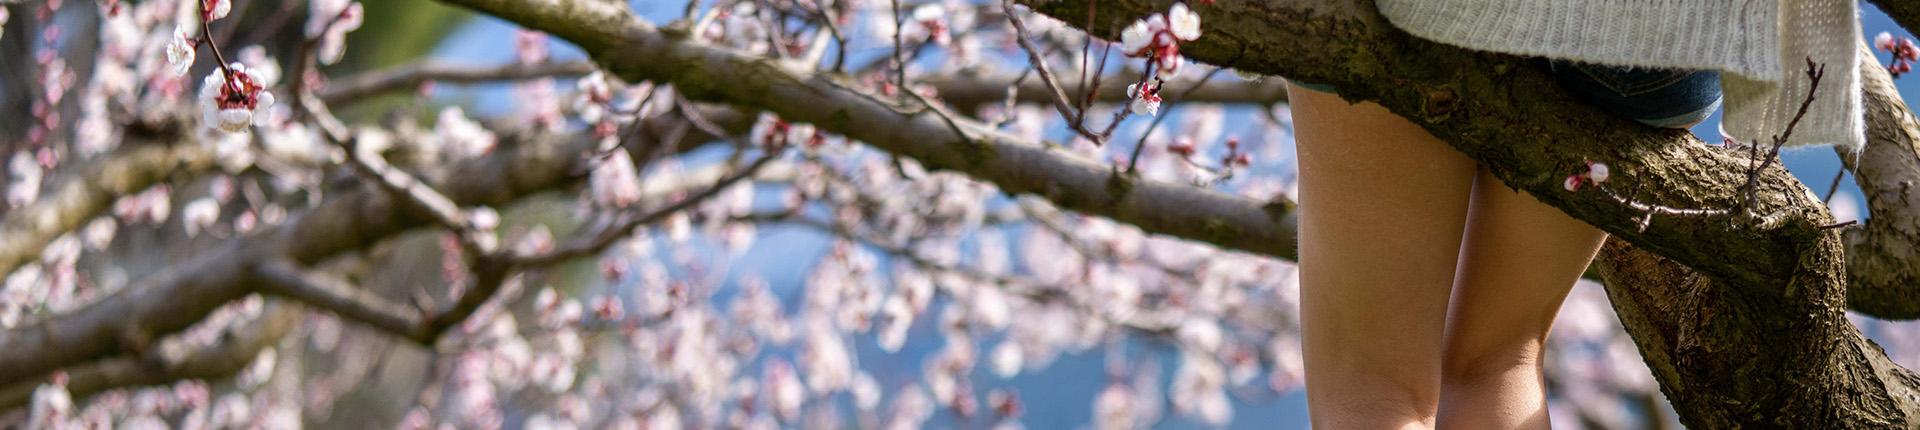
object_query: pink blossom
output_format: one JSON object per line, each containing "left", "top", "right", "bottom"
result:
{"left": 201, "top": 0, "right": 231, "bottom": 22}
{"left": 1127, "top": 81, "right": 1162, "bottom": 116}
{"left": 166, "top": 25, "right": 195, "bottom": 76}
{"left": 308, "top": 0, "right": 364, "bottom": 65}
{"left": 197, "top": 63, "right": 276, "bottom": 133}
{"left": 1585, "top": 161, "right": 1611, "bottom": 183}
{"left": 435, "top": 107, "right": 497, "bottom": 159}
{"left": 589, "top": 150, "right": 642, "bottom": 208}
{"left": 181, "top": 197, "right": 220, "bottom": 237}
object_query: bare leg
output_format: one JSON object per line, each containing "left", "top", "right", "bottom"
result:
{"left": 1290, "top": 84, "right": 1477, "bottom": 429}
{"left": 1437, "top": 168, "right": 1607, "bottom": 429}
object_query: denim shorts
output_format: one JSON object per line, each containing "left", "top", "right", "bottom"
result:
{"left": 1294, "top": 60, "right": 1722, "bottom": 129}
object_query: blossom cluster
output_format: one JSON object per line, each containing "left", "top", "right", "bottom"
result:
{"left": 1563, "top": 160, "right": 1612, "bottom": 192}
{"left": 1117, "top": 2, "right": 1202, "bottom": 116}
{"left": 1877, "top": 31, "right": 1919, "bottom": 78}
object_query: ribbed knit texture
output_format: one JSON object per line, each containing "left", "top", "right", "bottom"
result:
{"left": 1376, "top": 0, "right": 1863, "bottom": 150}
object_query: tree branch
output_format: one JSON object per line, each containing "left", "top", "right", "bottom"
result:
{"left": 0, "top": 129, "right": 208, "bottom": 275}
{"left": 1839, "top": 40, "right": 1920, "bottom": 319}
{"left": 433, "top": 0, "right": 1302, "bottom": 261}
{"left": 0, "top": 300, "right": 299, "bottom": 409}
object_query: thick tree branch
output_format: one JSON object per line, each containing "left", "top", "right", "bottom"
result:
{"left": 1840, "top": 40, "right": 1920, "bottom": 319}
{"left": 0, "top": 125, "right": 631, "bottom": 384}
{"left": 0, "top": 132, "right": 208, "bottom": 275}
{"left": 0, "top": 301, "right": 299, "bottom": 409}
{"left": 252, "top": 259, "right": 432, "bottom": 342}
{"left": 433, "top": 0, "right": 1301, "bottom": 261}
{"left": 1017, "top": 0, "right": 1827, "bottom": 290}
{"left": 924, "top": 68, "right": 1288, "bottom": 112}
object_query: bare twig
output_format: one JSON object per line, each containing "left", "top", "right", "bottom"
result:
{"left": 252, "top": 258, "right": 433, "bottom": 342}
{"left": 511, "top": 151, "right": 782, "bottom": 267}
{"left": 1002, "top": 0, "right": 1101, "bottom": 143}
{"left": 1125, "top": 65, "right": 1227, "bottom": 174}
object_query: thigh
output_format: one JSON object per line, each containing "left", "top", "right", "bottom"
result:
{"left": 1445, "top": 167, "right": 1607, "bottom": 366}
{"left": 1289, "top": 83, "right": 1477, "bottom": 427}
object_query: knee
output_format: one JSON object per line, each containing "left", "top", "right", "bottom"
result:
{"left": 1441, "top": 340, "right": 1548, "bottom": 386}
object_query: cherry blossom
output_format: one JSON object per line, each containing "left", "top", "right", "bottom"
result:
{"left": 165, "top": 25, "right": 195, "bottom": 76}
{"left": 181, "top": 197, "right": 220, "bottom": 237}
{"left": 435, "top": 106, "right": 497, "bottom": 159}
{"left": 589, "top": 150, "right": 643, "bottom": 208}
{"left": 201, "top": 0, "right": 232, "bottom": 23}
{"left": 1127, "top": 80, "right": 1162, "bottom": 116}
{"left": 1877, "top": 31, "right": 1920, "bottom": 78}
{"left": 309, "top": 0, "right": 365, "bottom": 65}
{"left": 196, "top": 63, "right": 276, "bottom": 133}
{"left": 1119, "top": 2, "right": 1203, "bottom": 76}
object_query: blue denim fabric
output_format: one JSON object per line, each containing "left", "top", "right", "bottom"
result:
{"left": 1545, "top": 60, "right": 1721, "bottom": 128}
{"left": 1292, "top": 61, "right": 1722, "bottom": 129}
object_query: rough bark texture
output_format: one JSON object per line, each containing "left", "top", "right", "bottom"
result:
{"left": 1841, "top": 40, "right": 1920, "bottom": 319}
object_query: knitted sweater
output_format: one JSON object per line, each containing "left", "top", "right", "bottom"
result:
{"left": 1376, "top": 0, "right": 1863, "bottom": 150}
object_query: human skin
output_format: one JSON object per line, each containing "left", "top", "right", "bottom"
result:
{"left": 1289, "top": 84, "right": 1605, "bottom": 429}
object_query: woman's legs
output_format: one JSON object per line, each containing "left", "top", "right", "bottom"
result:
{"left": 1289, "top": 84, "right": 1477, "bottom": 429}
{"left": 1436, "top": 168, "right": 1608, "bottom": 429}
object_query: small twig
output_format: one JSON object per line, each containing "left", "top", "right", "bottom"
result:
{"left": 1738, "top": 58, "right": 1824, "bottom": 212}
{"left": 1820, "top": 220, "right": 1858, "bottom": 230}
{"left": 1001, "top": 0, "right": 1102, "bottom": 144}
{"left": 1592, "top": 182, "right": 1730, "bottom": 232}
{"left": 512, "top": 151, "right": 780, "bottom": 267}
{"left": 1125, "top": 66, "right": 1227, "bottom": 174}
{"left": 252, "top": 258, "right": 432, "bottom": 343}
{"left": 1822, "top": 165, "right": 1849, "bottom": 205}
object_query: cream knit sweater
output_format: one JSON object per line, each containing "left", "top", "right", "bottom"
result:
{"left": 1376, "top": 0, "right": 1863, "bottom": 150}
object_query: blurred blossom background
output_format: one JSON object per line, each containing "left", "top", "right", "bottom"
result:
{"left": 2, "top": 0, "right": 1919, "bottom": 428}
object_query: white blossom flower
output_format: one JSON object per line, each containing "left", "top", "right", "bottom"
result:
{"left": 1127, "top": 81, "right": 1162, "bottom": 116}
{"left": 7, "top": 152, "right": 41, "bottom": 208}
{"left": 574, "top": 71, "right": 613, "bottom": 123}
{"left": 876, "top": 296, "right": 913, "bottom": 352}
{"left": 1177, "top": 319, "right": 1223, "bottom": 353}
{"left": 1586, "top": 161, "right": 1611, "bottom": 183}
{"left": 435, "top": 107, "right": 496, "bottom": 159}
{"left": 1172, "top": 352, "right": 1232, "bottom": 425}
{"left": 766, "top": 360, "right": 805, "bottom": 422}
{"left": 82, "top": 218, "right": 116, "bottom": 250}
{"left": 182, "top": 198, "right": 220, "bottom": 237}
{"left": 909, "top": 4, "right": 951, "bottom": 46}
{"left": 1168, "top": 3, "right": 1202, "bottom": 41}
{"left": 991, "top": 341, "right": 1023, "bottom": 377}
{"left": 803, "top": 321, "right": 854, "bottom": 394}
{"left": 1120, "top": 20, "right": 1153, "bottom": 56}
{"left": 1093, "top": 384, "right": 1134, "bottom": 430}
{"left": 589, "top": 149, "right": 642, "bottom": 208}
{"left": 197, "top": 63, "right": 276, "bottom": 133}
{"left": 308, "top": 0, "right": 364, "bottom": 65}
{"left": 203, "top": 0, "right": 232, "bottom": 21}
{"left": 28, "top": 377, "right": 73, "bottom": 429}
{"left": 166, "top": 26, "right": 196, "bottom": 76}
